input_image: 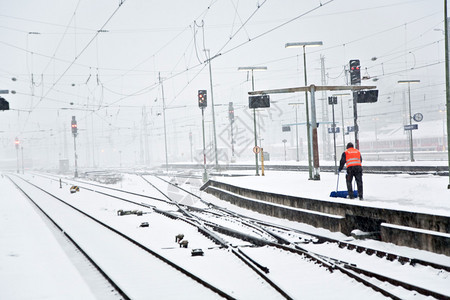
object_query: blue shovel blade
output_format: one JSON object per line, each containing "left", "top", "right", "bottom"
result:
{"left": 330, "top": 190, "right": 358, "bottom": 198}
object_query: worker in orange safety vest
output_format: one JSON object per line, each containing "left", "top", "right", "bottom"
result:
{"left": 338, "top": 142, "right": 363, "bottom": 200}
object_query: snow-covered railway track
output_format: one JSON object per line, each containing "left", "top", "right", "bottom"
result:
{"left": 22, "top": 172, "right": 450, "bottom": 298}
{"left": 6, "top": 174, "right": 234, "bottom": 300}
{"left": 140, "top": 173, "right": 450, "bottom": 299}
{"left": 13, "top": 173, "right": 302, "bottom": 299}
{"left": 204, "top": 209, "right": 450, "bottom": 299}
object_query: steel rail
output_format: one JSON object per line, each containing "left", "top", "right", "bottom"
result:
{"left": 8, "top": 174, "right": 236, "bottom": 300}
{"left": 6, "top": 175, "right": 131, "bottom": 300}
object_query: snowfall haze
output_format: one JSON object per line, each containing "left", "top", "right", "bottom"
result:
{"left": 0, "top": 0, "right": 447, "bottom": 169}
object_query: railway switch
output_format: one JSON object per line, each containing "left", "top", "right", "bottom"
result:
{"left": 175, "top": 234, "right": 184, "bottom": 242}
{"left": 117, "top": 209, "right": 143, "bottom": 216}
{"left": 179, "top": 240, "right": 189, "bottom": 248}
{"left": 191, "top": 249, "right": 204, "bottom": 256}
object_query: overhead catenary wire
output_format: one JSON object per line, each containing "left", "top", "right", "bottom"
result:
{"left": 20, "top": 0, "right": 128, "bottom": 134}
{"left": 2, "top": 1, "right": 444, "bottom": 157}
{"left": 40, "top": 0, "right": 82, "bottom": 75}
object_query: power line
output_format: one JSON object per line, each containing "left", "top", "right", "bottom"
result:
{"left": 40, "top": 0, "right": 82, "bottom": 75}
{"left": 20, "top": 0, "right": 128, "bottom": 134}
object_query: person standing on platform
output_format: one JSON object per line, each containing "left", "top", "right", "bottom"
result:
{"left": 338, "top": 142, "right": 363, "bottom": 200}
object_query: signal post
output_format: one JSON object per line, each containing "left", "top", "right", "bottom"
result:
{"left": 198, "top": 90, "right": 208, "bottom": 182}
{"left": 71, "top": 116, "right": 78, "bottom": 178}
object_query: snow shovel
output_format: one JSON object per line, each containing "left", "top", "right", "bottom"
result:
{"left": 330, "top": 172, "right": 358, "bottom": 199}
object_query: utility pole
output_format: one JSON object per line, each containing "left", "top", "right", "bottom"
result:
{"left": 204, "top": 50, "right": 219, "bottom": 169}
{"left": 159, "top": 72, "right": 169, "bottom": 174}
{"left": 143, "top": 106, "right": 150, "bottom": 165}
{"left": 320, "top": 55, "right": 330, "bottom": 160}
{"left": 228, "top": 102, "right": 236, "bottom": 162}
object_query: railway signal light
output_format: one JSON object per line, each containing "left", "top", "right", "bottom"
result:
{"left": 14, "top": 137, "right": 19, "bottom": 149}
{"left": 71, "top": 116, "right": 78, "bottom": 136}
{"left": 198, "top": 90, "right": 207, "bottom": 108}
{"left": 349, "top": 59, "right": 361, "bottom": 85}
{"left": 228, "top": 102, "right": 234, "bottom": 121}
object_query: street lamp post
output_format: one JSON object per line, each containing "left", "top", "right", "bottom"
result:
{"left": 286, "top": 41, "right": 323, "bottom": 180}
{"left": 398, "top": 80, "right": 420, "bottom": 162}
{"left": 238, "top": 66, "right": 267, "bottom": 176}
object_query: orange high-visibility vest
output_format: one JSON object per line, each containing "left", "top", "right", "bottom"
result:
{"left": 345, "top": 148, "right": 362, "bottom": 168}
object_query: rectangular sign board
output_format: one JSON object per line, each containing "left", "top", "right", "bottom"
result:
{"left": 328, "top": 96, "right": 337, "bottom": 105}
{"left": 404, "top": 124, "right": 418, "bottom": 131}
{"left": 249, "top": 95, "right": 270, "bottom": 109}
{"left": 282, "top": 125, "right": 291, "bottom": 132}
{"left": 328, "top": 127, "right": 340, "bottom": 134}
{"left": 0, "top": 90, "right": 9, "bottom": 94}
{"left": 356, "top": 90, "right": 378, "bottom": 103}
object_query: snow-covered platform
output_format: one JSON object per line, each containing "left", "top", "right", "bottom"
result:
{"left": 203, "top": 170, "right": 450, "bottom": 255}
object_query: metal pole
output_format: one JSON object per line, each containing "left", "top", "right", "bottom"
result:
{"left": 201, "top": 108, "right": 208, "bottom": 182}
{"left": 295, "top": 105, "right": 299, "bottom": 161}
{"left": 252, "top": 70, "right": 259, "bottom": 176}
{"left": 340, "top": 96, "right": 346, "bottom": 149}
{"left": 73, "top": 135, "right": 78, "bottom": 178}
{"left": 353, "top": 91, "right": 360, "bottom": 150}
{"left": 445, "top": 0, "right": 450, "bottom": 188}
{"left": 261, "top": 148, "right": 265, "bottom": 176}
{"left": 408, "top": 82, "right": 415, "bottom": 162}
{"left": 91, "top": 110, "right": 95, "bottom": 167}
{"left": 253, "top": 108, "right": 259, "bottom": 175}
{"left": 160, "top": 73, "right": 169, "bottom": 173}
{"left": 303, "top": 46, "right": 313, "bottom": 179}
{"left": 206, "top": 50, "right": 219, "bottom": 169}
{"left": 189, "top": 131, "right": 193, "bottom": 163}
{"left": 332, "top": 102, "right": 337, "bottom": 174}
{"left": 310, "top": 85, "right": 320, "bottom": 180}
{"left": 230, "top": 119, "right": 235, "bottom": 159}
{"left": 21, "top": 146, "right": 24, "bottom": 174}
{"left": 16, "top": 145, "right": 19, "bottom": 174}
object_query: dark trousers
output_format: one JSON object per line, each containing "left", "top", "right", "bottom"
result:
{"left": 346, "top": 166, "right": 363, "bottom": 198}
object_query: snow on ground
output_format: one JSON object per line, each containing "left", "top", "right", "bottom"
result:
{"left": 0, "top": 175, "right": 102, "bottom": 300}
{"left": 211, "top": 169, "right": 450, "bottom": 215}
{"left": 1, "top": 165, "right": 449, "bottom": 299}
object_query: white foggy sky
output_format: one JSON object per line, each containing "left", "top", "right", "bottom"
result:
{"left": 0, "top": 0, "right": 446, "bottom": 167}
